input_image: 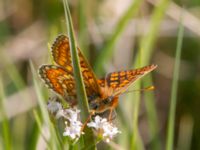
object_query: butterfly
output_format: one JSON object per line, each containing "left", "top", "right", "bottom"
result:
{"left": 38, "top": 35, "right": 157, "bottom": 119}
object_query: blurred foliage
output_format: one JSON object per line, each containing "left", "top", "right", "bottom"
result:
{"left": 0, "top": 0, "right": 200, "bottom": 149}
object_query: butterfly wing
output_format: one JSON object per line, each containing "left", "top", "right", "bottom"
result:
{"left": 105, "top": 64, "right": 157, "bottom": 97}
{"left": 97, "top": 79, "right": 105, "bottom": 87}
{"left": 40, "top": 35, "right": 102, "bottom": 102}
{"left": 38, "top": 65, "right": 77, "bottom": 103}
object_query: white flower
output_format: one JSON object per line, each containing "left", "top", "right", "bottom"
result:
{"left": 87, "top": 116, "right": 121, "bottom": 142}
{"left": 102, "top": 123, "right": 121, "bottom": 141}
{"left": 63, "top": 121, "right": 83, "bottom": 140}
{"left": 87, "top": 115, "right": 107, "bottom": 130}
{"left": 47, "top": 101, "right": 62, "bottom": 114}
{"left": 62, "top": 108, "right": 84, "bottom": 140}
{"left": 64, "top": 108, "right": 80, "bottom": 122}
{"left": 47, "top": 101, "right": 84, "bottom": 140}
{"left": 47, "top": 101, "right": 121, "bottom": 142}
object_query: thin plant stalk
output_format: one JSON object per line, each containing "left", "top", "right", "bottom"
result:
{"left": 62, "top": 0, "right": 96, "bottom": 149}
{"left": 144, "top": 76, "right": 161, "bottom": 150}
{"left": 166, "top": 13, "right": 184, "bottom": 150}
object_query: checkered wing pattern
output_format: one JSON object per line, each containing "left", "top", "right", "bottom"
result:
{"left": 105, "top": 65, "right": 157, "bottom": 96}
{"left": 38, "top": 34, "right": 157, "bottom": 112}
{"left": 38, "top": 35, "right": 103, "bottom": 104}
{"left": 97, "top": 79, "right": 105, "bottom": 87}
{"left": 51, "top": 35, "right": 101, "bottom": 98}
{"left": 38, "top": 65, "right": 77, "bottom": 102}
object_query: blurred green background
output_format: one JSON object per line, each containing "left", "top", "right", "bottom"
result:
{"left": 0, "top": 0, "right": 200, "bottom": 149}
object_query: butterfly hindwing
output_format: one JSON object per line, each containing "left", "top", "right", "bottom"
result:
{"left": 106, "top": 64, "right": 157, "bottom": 96}
{"left": 38, "top": 65, "right": 77, "bottom": 102}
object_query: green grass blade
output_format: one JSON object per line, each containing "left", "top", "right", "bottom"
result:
{"left": 94, "top": 0, "right": 143, "bottom": 75}
{"left": 62, "top": 0, "right": 96, "bottom": 149}
{"left": 30, "top": 61, "right": 63, "bottom": 150}
{"left": 166, "top": 13, "right": 184, "bottom": 150}
{"left": 130, "top": 73, "right": 144, "bottom": 150}
{"left": 143, "top": 76, "right": 161, "bottom": 150}
{"left": 26, "top": 120, "right": 40, "bottom": 150}
{"left": 33, "top": 110, "right": 50, "bottom": 146}
{"left": 136, "top": 0, "right": 170, "bottom": 66}
{"left": 0, "top": 75, "right": 12, "bottom": 150}
{"left": 130, "top": 0, "right": 169, "bottom": 148}
{"left": 62, "top": 0, "right": 90, "bottom": 121}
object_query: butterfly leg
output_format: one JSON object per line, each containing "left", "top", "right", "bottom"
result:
{"left": 81, "top": 110, "right": 95, "bottom": 132}
{"left": 108, "top": 97, "right": 119, "bottom": 121}
{"left": 108, "top": 109, "right": 113, "bottom": 122}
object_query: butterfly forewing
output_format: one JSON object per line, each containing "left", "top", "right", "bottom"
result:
{"left": 106, "top": 64, "right": 157, "bottom": 96}
{"left": 51, "top": 35, "right": 73, "bottom": 72}
{"left": 97, "top": 79, "right": 105, "bottom": 87}
{"left": 39, "top": 35, "right": 102, "bottom": 102}
{"left": 38, "top": 65, "right": 77, "bottom": 101}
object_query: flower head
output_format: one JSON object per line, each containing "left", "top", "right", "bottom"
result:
{"left": 62, "top": 108, "right": 83, "bottom": 140}
{"left": 47, "top": 101, "right": 83, "bottom": 140}
{"left": 63, "top": 120, "right": 83, "bottom": 140}
{"left": 102, "top": 123, "right": 121, "bottom": 142}
{"left": 87, "top": 115, "right": 107, "bottom": 130}
{"left": 64, "top": 108, "right": 80, "bottom": 122}
{"left": 47, "top": 101, "right": 121, "bottom": 142}
{"left": 87, "top": 115, "right": 121, "bottom": 142}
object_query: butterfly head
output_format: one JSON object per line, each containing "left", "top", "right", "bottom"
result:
{"left": 102, "top": 96, "right": 114, "bottom": 105}
{"left": 89, "top": 95, "right": 118, "bottom": 113}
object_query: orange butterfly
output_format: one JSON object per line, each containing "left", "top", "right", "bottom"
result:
{"left": 38, "top": 35, "right": 157, "bottom": 119}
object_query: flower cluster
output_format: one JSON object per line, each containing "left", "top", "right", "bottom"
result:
{"left": 47, "top": 101, "right": 83, "bottom": 140}
{"left": 47, "top": 101, "right": 121, "bottom": 142}
{"left": 87, "top": 116, "right": 121, "bottom": 142}
{"left": 62, "top": 109, "right": 83, "bottom": 140}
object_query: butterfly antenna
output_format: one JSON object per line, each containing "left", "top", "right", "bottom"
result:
{"left": 122, "top": 86, "right": 155, "bottom": 95}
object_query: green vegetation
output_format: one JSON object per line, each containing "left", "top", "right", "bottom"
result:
{"left": 0, "top": 0, "right": 199, "bottom": 149}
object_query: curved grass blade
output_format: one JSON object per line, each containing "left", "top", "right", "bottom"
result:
{"left": 62, "top": 0, "right": 96, "bottom": 149}
{"left": 166, "top": 12, "right": 184, "bottom": 150}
